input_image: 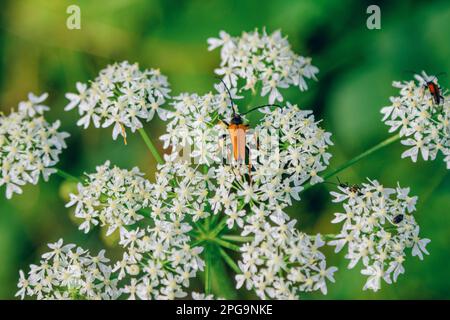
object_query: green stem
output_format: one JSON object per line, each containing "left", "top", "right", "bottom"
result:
{"left": 204, "top": 244, "right": 212, "bottom": 295}
{"left": 193, "top": 221, "right": 207, "bottom": 235}
{"left": 322, "top": 233, "right": 337, "bottom": 241}
{"left": 205, "top": 215, "right": 211, "bottom": 231}
{"left": 209, "top": 244, "right": 238, "bottom": 299}
{"left": 302, "top": 134, "right": 401, "bottom": 192}
{"left": 218, "top": 247, "right": 241, "bottom": 274}
{"left": 221, "top": 235, "right": 254, "bottom": 243}
{"left": 210, "top": 218, "right": 228, "bottom": 238}
{"left": 138, "top": 128, "right": 164, "bottom": 165}
{"left": 210, "top": 213, "right": 220, "bottom": 226}
{"left": 55, "top": 168, "right": 82, "bottom": 183}
{"left": 213, "top": 238, "right": 241, "bottom": 252}
{"left": 191, "top": 239, "right": 205, "bottom": 247}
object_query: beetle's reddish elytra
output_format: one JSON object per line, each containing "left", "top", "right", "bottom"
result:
{"left": 217, "top": 78, "right": 281, "bottom": 173}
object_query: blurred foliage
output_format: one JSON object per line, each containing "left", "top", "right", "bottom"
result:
{"left": 0, "top": 0, "right": 449, "bottom": 299}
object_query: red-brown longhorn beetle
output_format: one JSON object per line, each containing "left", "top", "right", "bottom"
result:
{"left": 411, "top": 71, "right": 446, "bottom": 105}
{"left": 217, "top": 79, "right": 281, "bottom": 179}
{"left": 421, "top": 74, "right": 445, "bottom": 105}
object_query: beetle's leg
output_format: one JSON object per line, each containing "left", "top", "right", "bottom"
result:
{"left": 245, "top": 145, "right": 252, "bottom": 185}
{"left": 253, "top": 131, "right": 263, "bottom": 165}
{"left": 120, "top": 123, "right": 127, "bottom": 145}
{"left": 248, "top": 162, "right": 252, "bottom": 185}
{"left": 218, "top": 119, "right": 229, "bottom": 128}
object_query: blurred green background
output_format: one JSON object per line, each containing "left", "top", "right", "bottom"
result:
{"left": 0, "top": 0, "right": 449, "bottom": 299}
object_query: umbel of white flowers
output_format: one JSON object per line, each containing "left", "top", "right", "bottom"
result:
{"left": 65, "top": 161, "right": 152, "bottom": 235}
{"left": 381, "top": 71, "right": 450, "bottom": 168}
{"left": 16, "top": 239, "right": 119, "bottom": 300}
{"left": 65, "top": 61, "right": 171, "bottom": 142}
{"left": 13, "top": 29, "right": 434, "bottom": 300}
{"left": 208, "top": 29, "right": 319, "bottom": 103}
{"left": 33, "top": 160, "right": 207, "bottom": 300}
{"left": 329, "top": 179, "right": 430, "bottom": 291}
{"left": 0, "top": 93, "right": 69, "bottom": 199}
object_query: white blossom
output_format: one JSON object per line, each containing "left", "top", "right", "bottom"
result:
{"left": 115, "top": 212, "right": 204, "bottom": 300}
{"left": 16, "top": 239, "right": 118, "bottom": 300}
{"left": 65, "top": 61, "right": 171, "bottom": 142}
{"left": 254, "top": 103, "right": 333, "bottom": 194}
{"left": 0, "top": 93, "right": 69, "bottom": 199}
{"left": 208, "top": 29, "right": 319, "bottom": 103}
{"left": 63, "top": 160, "right": 205, "bottom": 300}
{"left": 66, "top": 161, "right": 152, "bottom": 235}
{"left": 237, "top": 213, "right": 337, "bottom": 299}
{"left": 161, "top": 90, "right": 332, "bottom": 212}
{"left": 381, "top": 71, "right": 449, "bottom": 167}
{"left": 329, "top": 179, "right": 430, "bottom": 291}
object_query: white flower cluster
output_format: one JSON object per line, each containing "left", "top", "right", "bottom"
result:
{"left": 161, "top": 91, "right": 252, "bottom": 227}
{"left": 0, "top": 93, "right": 69, "bottom": 199}
{"left": 15, "top": 29, "right": 437, "bottom": 301}
{"left": 381, "top": 71, "right": 450, "bottom": 168}
{"left": 16, "top": 239, "right": 118, "bottom": 300}
{"left": 160, "top": 90, "right": 233, "bottom": 163}
{"left": 150, "top": 160, "right": 211, "bottom": 222}
{"left": 206, "top": 102, "right": 333, "bottom": 227}
{"left": 161, "top": 90, "right": 333, "bottom": 210}
{"left": 237, "top": 214, "right": 337, "bottom": 299}
{"left": 158, "top": 98, "right": 335, "bottom": 299}
{"left": 208, "top": 29, "right": 319, "bottom": 103}
{"left": 255, "top": 103, "right": 333, "bottom": 188}
{"left": 115, "top": 222, "right": 204, "bottom": 300}
{"left": 158, "top": 87, "right": 335, "bottom": 299}
{"left": 64, "top": 160, "right": 205, "bottom": 300}
{"left": 66, "top": 161, "right": 152, "bottom": 235}
{"left": 65, "top": 61, "right": 171, "bottom": 142}
{"left": 329, "top": 179, "right": 430, "bottom": 292}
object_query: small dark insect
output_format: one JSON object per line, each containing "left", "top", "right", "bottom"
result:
{"left": 393, "top": 214, "right": 404, "bottom": 224}
{"left": 337, "top": 177, "right": 363, "bottom": 196}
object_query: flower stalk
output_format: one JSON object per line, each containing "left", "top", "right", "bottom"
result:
{"left": 221, "top": 235, "right": 254, "bottom": 242}
{"left": 302, "top": 133, "right": 401, "bottom": 192}
{"left": 204, "top": 243, "right": 212, "bottom": 295}
{"left": 138, "top": 128, "right": 164, "bottom": 165}
{"left": 213, "top": 238, "right": 241, "bottom": 252}
{"left": 55, "top": 168, "right": 82, "bottom": 183}
{"left": 218, "top": 247, "right": 241, "bottom": 274}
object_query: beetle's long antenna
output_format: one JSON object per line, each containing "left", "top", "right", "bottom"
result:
{"left": 404, "top": 70, "right": 447, "bottom": 82}
{"left": 430, "top": 72, "right": 447, "bottom": 83}
{"left": 242, "top": 104, "right": 283, "bottom": 115}
{"left": 217, "top": 77, "right": 237, "bottom": 116}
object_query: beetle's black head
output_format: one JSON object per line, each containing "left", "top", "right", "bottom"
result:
{"left": 230, "top": 114, "right": 243, "bottom": 125}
